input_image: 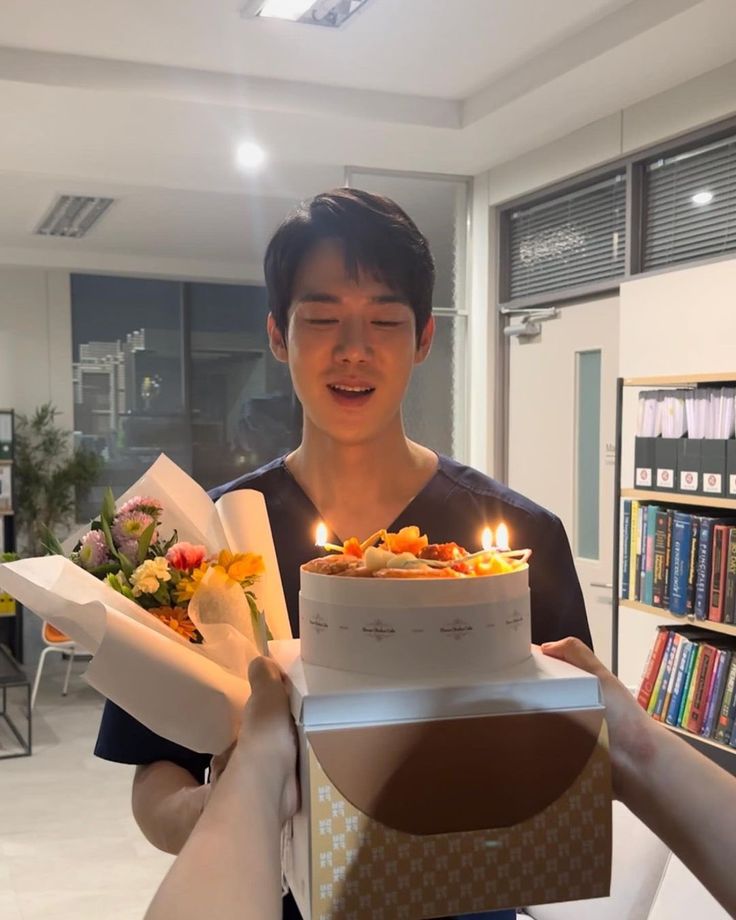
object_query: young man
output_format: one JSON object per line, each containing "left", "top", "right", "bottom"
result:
{"left": 96, "top": 188, "right": 592, "bottom": 920}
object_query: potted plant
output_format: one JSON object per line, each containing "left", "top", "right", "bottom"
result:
{"left": 13, "top": 403, "right": 104, "bottom": 556}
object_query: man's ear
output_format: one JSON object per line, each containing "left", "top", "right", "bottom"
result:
{"left": 414, "top": 315, "right": 435, "bottom": 366}
{"left": 267, "top": 313, "right": 288, "bottom": 363}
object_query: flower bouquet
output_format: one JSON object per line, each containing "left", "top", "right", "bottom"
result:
{"left": 0, "top": 455, "right": 291, "bottom": 754}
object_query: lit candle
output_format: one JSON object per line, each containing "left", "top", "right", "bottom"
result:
{"left": 315, "top": 522, "right": 344, "bottom": 554}
{"left": 481, "top": 527, "right": 494, "bottom": 553}
{"left": 496, "top": 522, "right": 510, "bottom": 551}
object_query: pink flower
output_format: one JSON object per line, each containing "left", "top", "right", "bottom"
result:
{"left": 112, "top": 511, "right": 158, "bottom": 549}
{"left": 166, "top": 542, "right": 207, "bottom": 571}
{"left": 77, "top": 530, "right": 108, "bottom": 570}
{"left": 118, "top": 496, "right": 163, "bottom": 518}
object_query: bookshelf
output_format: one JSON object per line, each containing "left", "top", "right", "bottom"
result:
{"left": 613, "top": 374, "right": 736, "bottom": 773}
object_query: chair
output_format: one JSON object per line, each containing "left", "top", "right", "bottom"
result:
{"left": 30, "top": 622, "right": 79, "bottom": 709}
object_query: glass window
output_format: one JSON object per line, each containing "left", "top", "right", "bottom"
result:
{"left": 345, "top": 169, "right": 470, "bottom": 460}
{"left": 643, "top": 133, "right": 736, "bottom": 270}
{"left": 504, "top": 172, "right": 626, "bottom": 302}
{"left": 71, "top": 275, "right": 300, "bottom": 518}
{"left": 575, "top": 349, "right": 601, "bottom": 560}
{"left": 188, "top": 283, "right": 300, "bottom": 491}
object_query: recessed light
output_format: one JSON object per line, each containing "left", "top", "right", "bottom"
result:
{"left": 241, "top": 0, "right": 371, "bottom": 27}
{"left": 236, "top": 142, "right": 267, "bottom": 171}
{"left": 691, "top": 190, "right": 714, "bottom": 206}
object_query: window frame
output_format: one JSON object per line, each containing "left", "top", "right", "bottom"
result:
{"left": 497, "top": 113, "right": 736, "bottom": 311}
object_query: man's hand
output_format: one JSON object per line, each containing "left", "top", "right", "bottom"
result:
{"left": 541, "top": 637, "right": 657, "bottom": 797}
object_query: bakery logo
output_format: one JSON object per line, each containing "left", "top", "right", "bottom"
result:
{"left": 635, "top": 467, "right": 652, "bottom": 486}
{"left": 440, "top": 618, "right": 473, "bottom": 640}
{"left": 309, "top": 613, "right": 329, "bottom": 634}
{"left": 505, "top": 610, "right": 525, "bottom": 632}
{"left": 704, "top": 473, "right": 721, "bottom": 493}
{"left": 362, "top": 618, "right": 396, "bottom": 641}
{"left": 656, "top": 468, "right": 672, "bottom": 488}
{"left": 680, "top": 470, "right": 697, "bottom": 491}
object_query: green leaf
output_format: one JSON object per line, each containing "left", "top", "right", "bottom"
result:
{"left": 39, "top": 525, "right": 65, "bottom": 556}
{"left": 118, "top": 552, "right": 135, "bottom": 579}
{"left": 100, "top": 514, "right": 118, "bottom": 556}
{"left": 101, "top": 487, "right": 117, "bottom": 525}
{"left": 162, "top": 530, "right": 179, "bottom": 553}
{"left": 88, "top": 562, "right": 120, "bottom": 578}
{"left": 137, "top": 520, "right": 157, "bottom": 564}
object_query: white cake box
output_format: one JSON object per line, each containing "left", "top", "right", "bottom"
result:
{"left": 299, "top": 564, "right": 531, "bottom": 679}
{"left": 271, "top": 639, "right": 612, "bottom": 920}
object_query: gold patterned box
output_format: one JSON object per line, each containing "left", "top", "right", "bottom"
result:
{"left": 271, "top": 640, "right": 612, "bottom": 920}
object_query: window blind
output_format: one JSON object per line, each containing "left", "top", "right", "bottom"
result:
{"left": 644, "top": 135, "right": 736, "bottom": 271}
{"left": 506, "top": 172, "right": 626, "bottom": 301}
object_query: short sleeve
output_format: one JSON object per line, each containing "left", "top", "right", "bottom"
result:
{"left": 94, "top": 699, "right": 211, "bottom": 784}
{"left": 528, "top": 514, "right": 593, "bottom": 650}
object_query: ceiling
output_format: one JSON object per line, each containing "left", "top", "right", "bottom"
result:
{"left": 0, "top": 0, "right": 735, "bottom": 279}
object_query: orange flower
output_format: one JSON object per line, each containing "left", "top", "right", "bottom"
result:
{"left": 150, "top": 606, "right": 199, "bottom": 641}
{"left": 342, "top": 537, "right": 363, "bottom": 558}
{"left": 383, "top": 526, "right": 428, "bottom": 556}
{"left": 214, "top": 549, "right": 265, "bottom": 583}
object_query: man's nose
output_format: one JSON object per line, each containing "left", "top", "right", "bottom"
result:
{"left": 335, "top": 316, "right": 371, "bottom": 362}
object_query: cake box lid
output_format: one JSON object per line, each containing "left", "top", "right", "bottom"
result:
{"left": 268, "top": 639, "right": 603, "bottom": 729}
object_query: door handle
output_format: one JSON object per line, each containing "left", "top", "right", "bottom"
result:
{"left": 589, "top": 582, "right": 613, "bottom": 590}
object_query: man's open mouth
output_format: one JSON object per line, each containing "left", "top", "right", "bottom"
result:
{"left": 327, "top": 383, "right": 376, "bottom": 400}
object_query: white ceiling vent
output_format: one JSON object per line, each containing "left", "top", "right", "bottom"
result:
{"left": 34, "top": 195, "right": 115, "bottom": 238}
{"left": 241, "top": 0, "right": 371, "bottom": 28}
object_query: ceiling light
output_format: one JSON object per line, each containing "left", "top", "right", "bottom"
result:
{"left": 236, "top": 141, "right": 267, "bottom": 170}
{"left": 34, "top": 195, "right": 115, "bottom": 238}
{"left": 242, "top": 0, "right": 371, "bottom": 28}
{"left": 691, "top": 190, "right": 714, "bottom": 206}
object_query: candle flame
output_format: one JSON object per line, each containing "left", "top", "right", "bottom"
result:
{"left": 481, "top": 527, "right": 493, "bottom": 552}
{"left": 496, "top": 523, "right": 509, "bottom": 551}
{"left": 315, "top": 522, "right": 328, "bottom": 547}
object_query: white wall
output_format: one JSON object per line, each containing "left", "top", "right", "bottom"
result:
{"left": 617, "top": 257, "right": 736, "bottom": 688}
{"left": 0, "top": 267, "right": 73, "bottom": 424}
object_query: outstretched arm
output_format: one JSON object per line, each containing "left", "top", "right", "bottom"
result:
{"left": 543, "top": 637, "right": 736, "bottom": 917}
{"left": 145, "top": 657, "right": 298, "bottom": 920}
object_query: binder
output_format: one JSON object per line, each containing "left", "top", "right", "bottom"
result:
{"left": 677, "top": 438, "right": 701, "bottom": 493}
{"left": 634, "top": 437, "right": 655, "bottom": 489}
{"left": 654, "top": 438, "right": 677, "bottom": 491}
{"left": 701, "top": 439, "right": 727, "bottom": 497}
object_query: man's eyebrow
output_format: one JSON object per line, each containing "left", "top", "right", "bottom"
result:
{"left": 371, "top": 293, "right": 409, "bottom": 304}
{"left": 296, "top": 292, "right": 341, "bottom": 304}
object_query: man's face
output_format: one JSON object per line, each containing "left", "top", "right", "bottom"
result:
{"left": 268, "top": 239, "right": 433, "bottom": 446}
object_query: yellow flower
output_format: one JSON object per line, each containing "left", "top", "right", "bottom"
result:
{"left": 214, "top": 550, "right": 264, "bottom": 583}
{"left": 174, "top": 562, "right": 209, "bottom": 604}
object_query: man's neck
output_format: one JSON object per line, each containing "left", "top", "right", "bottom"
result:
{"left": 285, "top": 420, "right": 438, "bottom": 541}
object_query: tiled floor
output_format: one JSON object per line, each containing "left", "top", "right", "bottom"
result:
{"left": 0, "top": 655, "right": 174, "bottom": 920}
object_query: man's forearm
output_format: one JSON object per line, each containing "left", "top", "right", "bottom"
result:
{"left": 619, "top": 722, "right": 736, "bottom": 917}
{"left": 133, "top": 761, "right": 209, "bottom": 855}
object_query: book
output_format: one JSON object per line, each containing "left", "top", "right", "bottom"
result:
{"left": 638, "top": 506, "right": 649, "bottom": 603}
{"left": 724, "top": 527, "right": 736, "bottom": 625}
{"left": 637, "top": 627, "right": 669, "bottom": 709}
{"left": 694, "top": 517, "right": 717, "bottom": 620}
{"left": 662, "top": 510, "right": 674, "bottom": 609}
{"left": 666, "top": 638, "right": 694, "bottom": 726}
{"left": 669, "top": 512, "right": 692, "bottom": 616}
{"left": 652, "top": 509, "right": 669, "bottom": 608}
{"left": 686, "top": 644, "right": 717, "bottom": 734}
{"left": 648, "top": 631, "right": 674, "bottom": 716}
{"left": 629, "top": 500, "right": 640, "bottom": 600}
{"left": 685, "top": 516, "right": 700, "bottom": 616}
{"left": 657, "top": 632, "right": 683, "bottom": 721}
{"left": 644, "top": 505, "right": 658, "bottom": 607}
{"left": 708, "top": 524, "right": 730, "bottom": 622}
{"left": 702, "top": 649, "right": 731, "bottom": 738}
{"left": 621, "top": 499, "right": 631, "bottom": 600}
{"left": 680, "top": 644, "right": 704, "bottom": 727}
{"left": 714, "top": 656, "right": 736, "bottom": 744}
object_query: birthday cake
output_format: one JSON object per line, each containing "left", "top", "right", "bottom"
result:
{"left": 299, "top": 527, "right": 532, "bottom": 679}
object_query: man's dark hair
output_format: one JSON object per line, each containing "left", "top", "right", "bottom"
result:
{"left": 264, "top": 188, "right": 435, "bottom": 340}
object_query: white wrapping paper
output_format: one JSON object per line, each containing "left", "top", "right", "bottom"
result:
{"left": 0, "top": 454, "right": 291, "bottom": 754}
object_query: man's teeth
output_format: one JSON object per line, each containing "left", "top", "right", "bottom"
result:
{"left": 330, "top": 384, "right": 373, "bottom": 393}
